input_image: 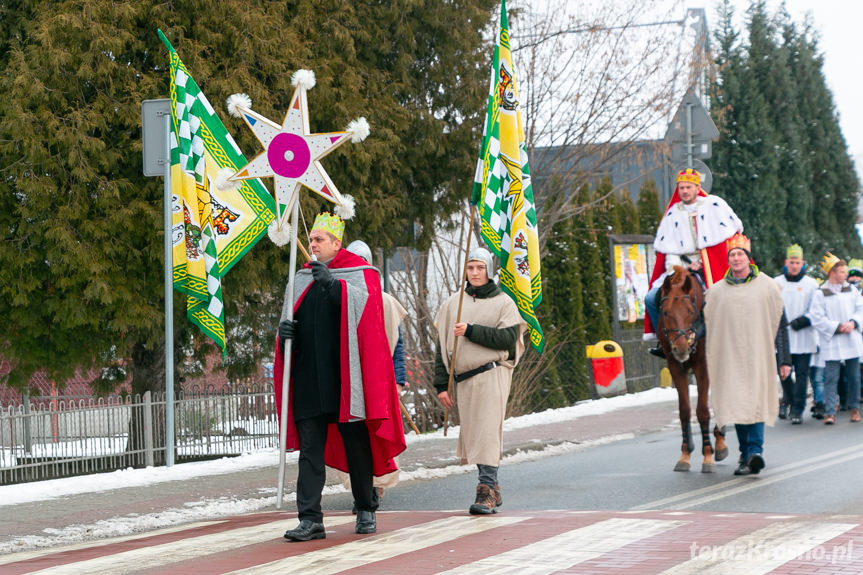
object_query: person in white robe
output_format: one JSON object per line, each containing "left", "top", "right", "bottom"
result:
{"left": 773, "top": 244, "right": 820, "bottom": 424}
{"left": 808, "top": 253, "right": 863, "bottom": 425}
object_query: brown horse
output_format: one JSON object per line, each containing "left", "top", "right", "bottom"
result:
{"left": 657, "top": 266, "right": 728, "bottom": 472}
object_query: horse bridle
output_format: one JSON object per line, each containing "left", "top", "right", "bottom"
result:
{"left": 659, "top": 289, "right": 702, "bottom": 356}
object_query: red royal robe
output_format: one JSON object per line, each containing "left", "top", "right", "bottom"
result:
{"left": 273, "top": 249, "right": 406, "bottom": 476}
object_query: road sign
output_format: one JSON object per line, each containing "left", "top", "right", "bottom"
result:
{"left": 665, "top": 89, "right": 718, "bottom": 165}
{"left": 141, "top": 99, "right": 171, "bottom": 177}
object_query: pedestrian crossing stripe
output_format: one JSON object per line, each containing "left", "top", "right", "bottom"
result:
{"left": 227, "top": 516, "right": 525, "bottom": 575}
{"left": 659, "top": 520, "right": 857, "bottom": 574}
{"left": 21, "top": 518, "right": 356, "bottom": 575}
{"left": 434, "top": 518, "right": 686, "bottom": 574}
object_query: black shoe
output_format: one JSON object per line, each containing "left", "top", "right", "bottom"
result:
{"left": 733, "top": 462, "right": 751, "bottom": 476}
{"left": 813, "top": 402, "right": 825, "bottom": 420}
{"left": 648, "top": 345, "right": 666, "bottom": 359}
{"left": 284, "top": 519, "right": 325, "bottom": 541}
{"left": 791, "top": 414, "right": 802, "bottom": 425}
{"left": 747, "top": 454, "right": 765, "bottom": 475}
{"left": 355, "top": 510, "right": 376, "bottom": 534}
{"left": 778, "top": 402, "right": 789, "bottom": 419}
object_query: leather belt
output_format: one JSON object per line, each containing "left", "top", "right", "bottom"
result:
{"left": 454, "top": 361, "right": 498, "bottom": 383}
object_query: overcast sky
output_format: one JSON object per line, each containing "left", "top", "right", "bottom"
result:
{"left": 690, "top": 0, "right": 863, "bottom": 179}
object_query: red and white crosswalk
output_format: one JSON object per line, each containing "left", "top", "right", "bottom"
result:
{"left": 2, "top": 510, "right": 862, "bottom": 574}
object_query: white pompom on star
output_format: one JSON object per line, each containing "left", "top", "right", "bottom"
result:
{"left": 268, "top": 220, "right": 292, "bottom": 247}
{"left": 347, "top": 117, "right": 370, "bottom": 143}
{"left": 334, "top": 194, "right": 356, "bottom": 221}
{"left": 291, "top": 69, "right": 316, "bottom": 90}
{"left": 226, "top": 93, "right": 252, "bottom": 118}
{"left": 213, "top": 167, "right": 241, "bottom": 191}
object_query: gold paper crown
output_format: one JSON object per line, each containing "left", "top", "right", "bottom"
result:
{"left": 726, "top": 233, "right": 751, "bottom": 254}
{"left": 820, "top": 252, "right": 841, "bottom": 275}
{"left": 676, "top": 168, "right": 701, "bottom": 186}
{"left": 786, "top": 244, "right": 803, "bottom": 259}
{"left": 311, "top": 212, "right": 345, "bottom": 241}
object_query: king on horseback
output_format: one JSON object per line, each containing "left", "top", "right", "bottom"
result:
{"left": 644, "top": 168, "right": 743, "bottom": 472}
{"left": 644, "top": 168, "right": 744, "bottom": 356}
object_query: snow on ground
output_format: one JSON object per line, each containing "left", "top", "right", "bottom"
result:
{"left": 0, "top": 387, "right": 680, "bottom": 554}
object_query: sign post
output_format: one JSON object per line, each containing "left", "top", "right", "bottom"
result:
{"left": 142, "top": 98, "right": 176, "bottom": 467}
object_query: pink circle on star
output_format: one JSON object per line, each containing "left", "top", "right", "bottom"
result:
{"left": 267, "top": 133, "right": 311, "bottom": 178}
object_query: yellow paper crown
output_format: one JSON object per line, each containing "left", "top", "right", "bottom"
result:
{"left": 311, "top": 212, "right": 345, "bottom": 241}
{"left": 676, "top": 168, "right": 701, "bottom": 186}
{"left": 786, "top": 244, "right": 803, "bottom": 259}
{"left": 820, "top": 252, "right": 841, "bottom": 275}
{"left": 726, "top": 233, "right": 751, "bottom": 254}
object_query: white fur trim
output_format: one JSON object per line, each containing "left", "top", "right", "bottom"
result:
{"left": 347, "top": 117, "right": 370, "bottom": 143}
{"left": 213, "top": 167, "right": 241, "bottom": 191}
{"left": 268, "top": 220, "right": 292, "bottom": 247}
{"left": 334, "top": 194, "right": 356, "bottom": 220}
{"left": 226, "top": 93, "right": 252, "bottom": 118}
{"left": 291, "top": 69, "right": 316, "bottom": 90}
{"left": 642, "top": 333, "right": 658, "bottom": 342}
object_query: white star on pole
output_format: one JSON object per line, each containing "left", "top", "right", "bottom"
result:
{"left": 227, "top": 71, "right": 367, "bottom": 230}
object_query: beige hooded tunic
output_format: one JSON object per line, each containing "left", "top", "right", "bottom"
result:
{"left": 436, "top": 289, "right": 526, "bottom": 466}
{"left": 705, "top": 272, "right": 784, "bottom": 428}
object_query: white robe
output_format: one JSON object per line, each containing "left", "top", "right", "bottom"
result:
{"left": 774, "top": 274, "right": 820, "bottom": 354}
{"left": 809, "top": 283, "right": 863, "bottom": 362}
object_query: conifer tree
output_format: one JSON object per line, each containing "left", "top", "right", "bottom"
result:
{"left": 0, "top": 0, "right": 499, "bottom": 394}
{"left": 636, "top": 179, "right": 661, "bottom": 237}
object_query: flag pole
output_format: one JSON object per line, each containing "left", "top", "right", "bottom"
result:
{"left": 276, "top": 201, "right": 300, "bottom": 510}
{"left": 443, "top": 203, "right": 476, "bottom": 436}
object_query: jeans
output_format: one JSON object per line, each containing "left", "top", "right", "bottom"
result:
{"left": 477, "top": 464, "right": 499, "bottom": 488}
{"left": 645, "top": 287, "right": 660, "bottom": 332}
{"left": 810, "top": 366, "right": 824, "bottom": 404}
{"left": 824, "top": 358, "right": 861, "bottom": 416}
{"left": 779, "top": 354, "right": 811, "bottom": 416}
{"left": 735, "top": 422, "right": 764, "bottom": 461}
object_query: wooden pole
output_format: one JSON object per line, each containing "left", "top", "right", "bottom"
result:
{"left": 399, "top": 398, "right": 420, "bottom": 435}
{"left": 443, "top": 204, "right": 476, "bottom": 436}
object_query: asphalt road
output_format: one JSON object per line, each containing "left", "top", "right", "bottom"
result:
{"left": 325, "top": 410, "right": 863, "bottom": 516}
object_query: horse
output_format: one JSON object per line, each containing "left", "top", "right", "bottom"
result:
{"left": 657, "top": 266, "right": 728, "bottom": 472}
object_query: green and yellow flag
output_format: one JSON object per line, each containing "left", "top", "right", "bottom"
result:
{"left": 471, "top": 0, "right": 544, "bottom": 353}
{"left": 159, "top": 31, "right": 275, "bottom": 355}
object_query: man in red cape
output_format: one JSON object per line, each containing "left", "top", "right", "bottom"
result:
{"left": 644, "top": 169, "right": 743, "bottom": 354}
{"left": 275, "top": 212, "right": 405, "bottom": 541}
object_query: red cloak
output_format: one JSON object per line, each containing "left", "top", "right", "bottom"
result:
{"left": 273, "top": 249, "right": 406, "bottom": 476}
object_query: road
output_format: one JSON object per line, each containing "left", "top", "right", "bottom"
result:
{"left": 4, "top": 400, "right": 863, "bottom": 573}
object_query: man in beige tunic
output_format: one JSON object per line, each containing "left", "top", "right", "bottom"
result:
{"left": 434, "top": 247, "right": 526, "bottom": 514}
{"left": 705, "top": 233, "right": 791, "bottom": 476}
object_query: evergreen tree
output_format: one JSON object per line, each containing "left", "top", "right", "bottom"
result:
{"left": 636, "top": 179, "right": 661, "bottom": 236}
{"left": 789, "top": 23, "right": 862, "bottom": 259}
{"left": 534, "top": 211, "right": 585, "bottom": 406}
{"left": 0, "top": 0, "right": 498, "bottom": 394}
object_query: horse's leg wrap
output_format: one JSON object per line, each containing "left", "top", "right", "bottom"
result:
{"left": 714, "top": 424, "right": 726, "bottom": 438}
{"left": 681, "top": 420, "right": 694, "bottom": 454}
{"left": 699, "top": 421, "right": 712, "bottom": 453}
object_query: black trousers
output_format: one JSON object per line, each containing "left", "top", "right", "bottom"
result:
{"left": 779, "top": 353, "right": 811, "bottom": 416}
{"left": 295, "top": 415, "right": 377, "bottom": 522}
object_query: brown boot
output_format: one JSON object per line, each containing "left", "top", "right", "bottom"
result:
{"left": 493, "top": 484, "right": 502, "bottom": 507}
{"left": 469, "top": 484, "right": 497, "bottom": 515}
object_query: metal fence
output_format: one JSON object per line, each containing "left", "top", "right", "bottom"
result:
{"left": 0, "top": 385, "right": 278, "bottom": 485}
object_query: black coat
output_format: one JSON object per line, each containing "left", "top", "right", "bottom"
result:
{"left": 291, "top": 278, "right": 342, "bottom": 421}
